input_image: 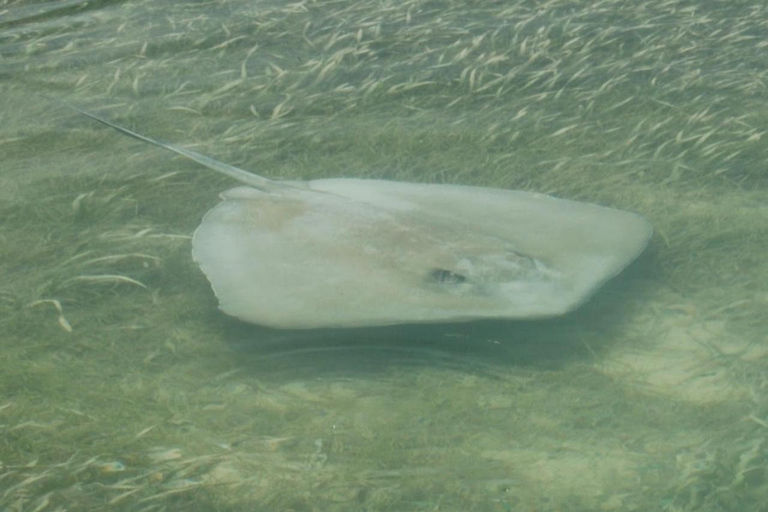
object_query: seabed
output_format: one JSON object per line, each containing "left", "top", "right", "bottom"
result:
{"left": 2, "top": 0, "right": 767, "bottom": 510}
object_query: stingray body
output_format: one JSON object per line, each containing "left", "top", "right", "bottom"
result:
{"left": 72, "top": 107, "right": 652, "bottom": 329}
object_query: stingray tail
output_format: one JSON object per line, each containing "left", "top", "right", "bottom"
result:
{"left": 55, "top": 98, "right": 286, "bottom": 193}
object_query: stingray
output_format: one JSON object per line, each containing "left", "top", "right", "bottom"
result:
{"left": 69, "top": 106, "right": 652, "bottom": 329}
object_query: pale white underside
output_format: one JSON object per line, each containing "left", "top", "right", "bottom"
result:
{"left": 192, "top": 179, "right": 652, "bottom": 329}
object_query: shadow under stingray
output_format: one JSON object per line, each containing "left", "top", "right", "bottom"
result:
{"left": 192, "top": 246, "right": 658, "bottom": 380}
{"left": 221, "top": 318, "right": 579, "bottom": 380}
{"left": 210, "top": 257, "right": 651, "bottom": 383}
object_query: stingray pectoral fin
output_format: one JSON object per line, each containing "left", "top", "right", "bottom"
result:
{"left": 192, "top": 181, "right": 651, "bottom": 329}
{"left": 310, "top": 179, "right": 652, "bottom": 311}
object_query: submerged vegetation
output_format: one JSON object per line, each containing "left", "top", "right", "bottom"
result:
{"left": 1, "top": 0, "right": 767, "bottom": 510}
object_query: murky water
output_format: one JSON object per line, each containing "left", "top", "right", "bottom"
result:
{"left": 2, "top": 0, "right": 767, "bottom": 510}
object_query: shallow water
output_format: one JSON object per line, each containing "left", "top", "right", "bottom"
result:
{"left": 2, "top": 0, "right": 768, "bottom": 510}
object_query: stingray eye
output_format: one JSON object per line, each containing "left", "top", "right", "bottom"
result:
{"left": 430, "top": 268, "right": 467, "bottom": 284}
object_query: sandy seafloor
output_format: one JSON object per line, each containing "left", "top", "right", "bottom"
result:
{"left": 2, "top": 0, "right": 768, "bottom": 510}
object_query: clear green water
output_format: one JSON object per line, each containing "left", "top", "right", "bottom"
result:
{"left": 2, "top": 0, "right": 767, "bottom": 510}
